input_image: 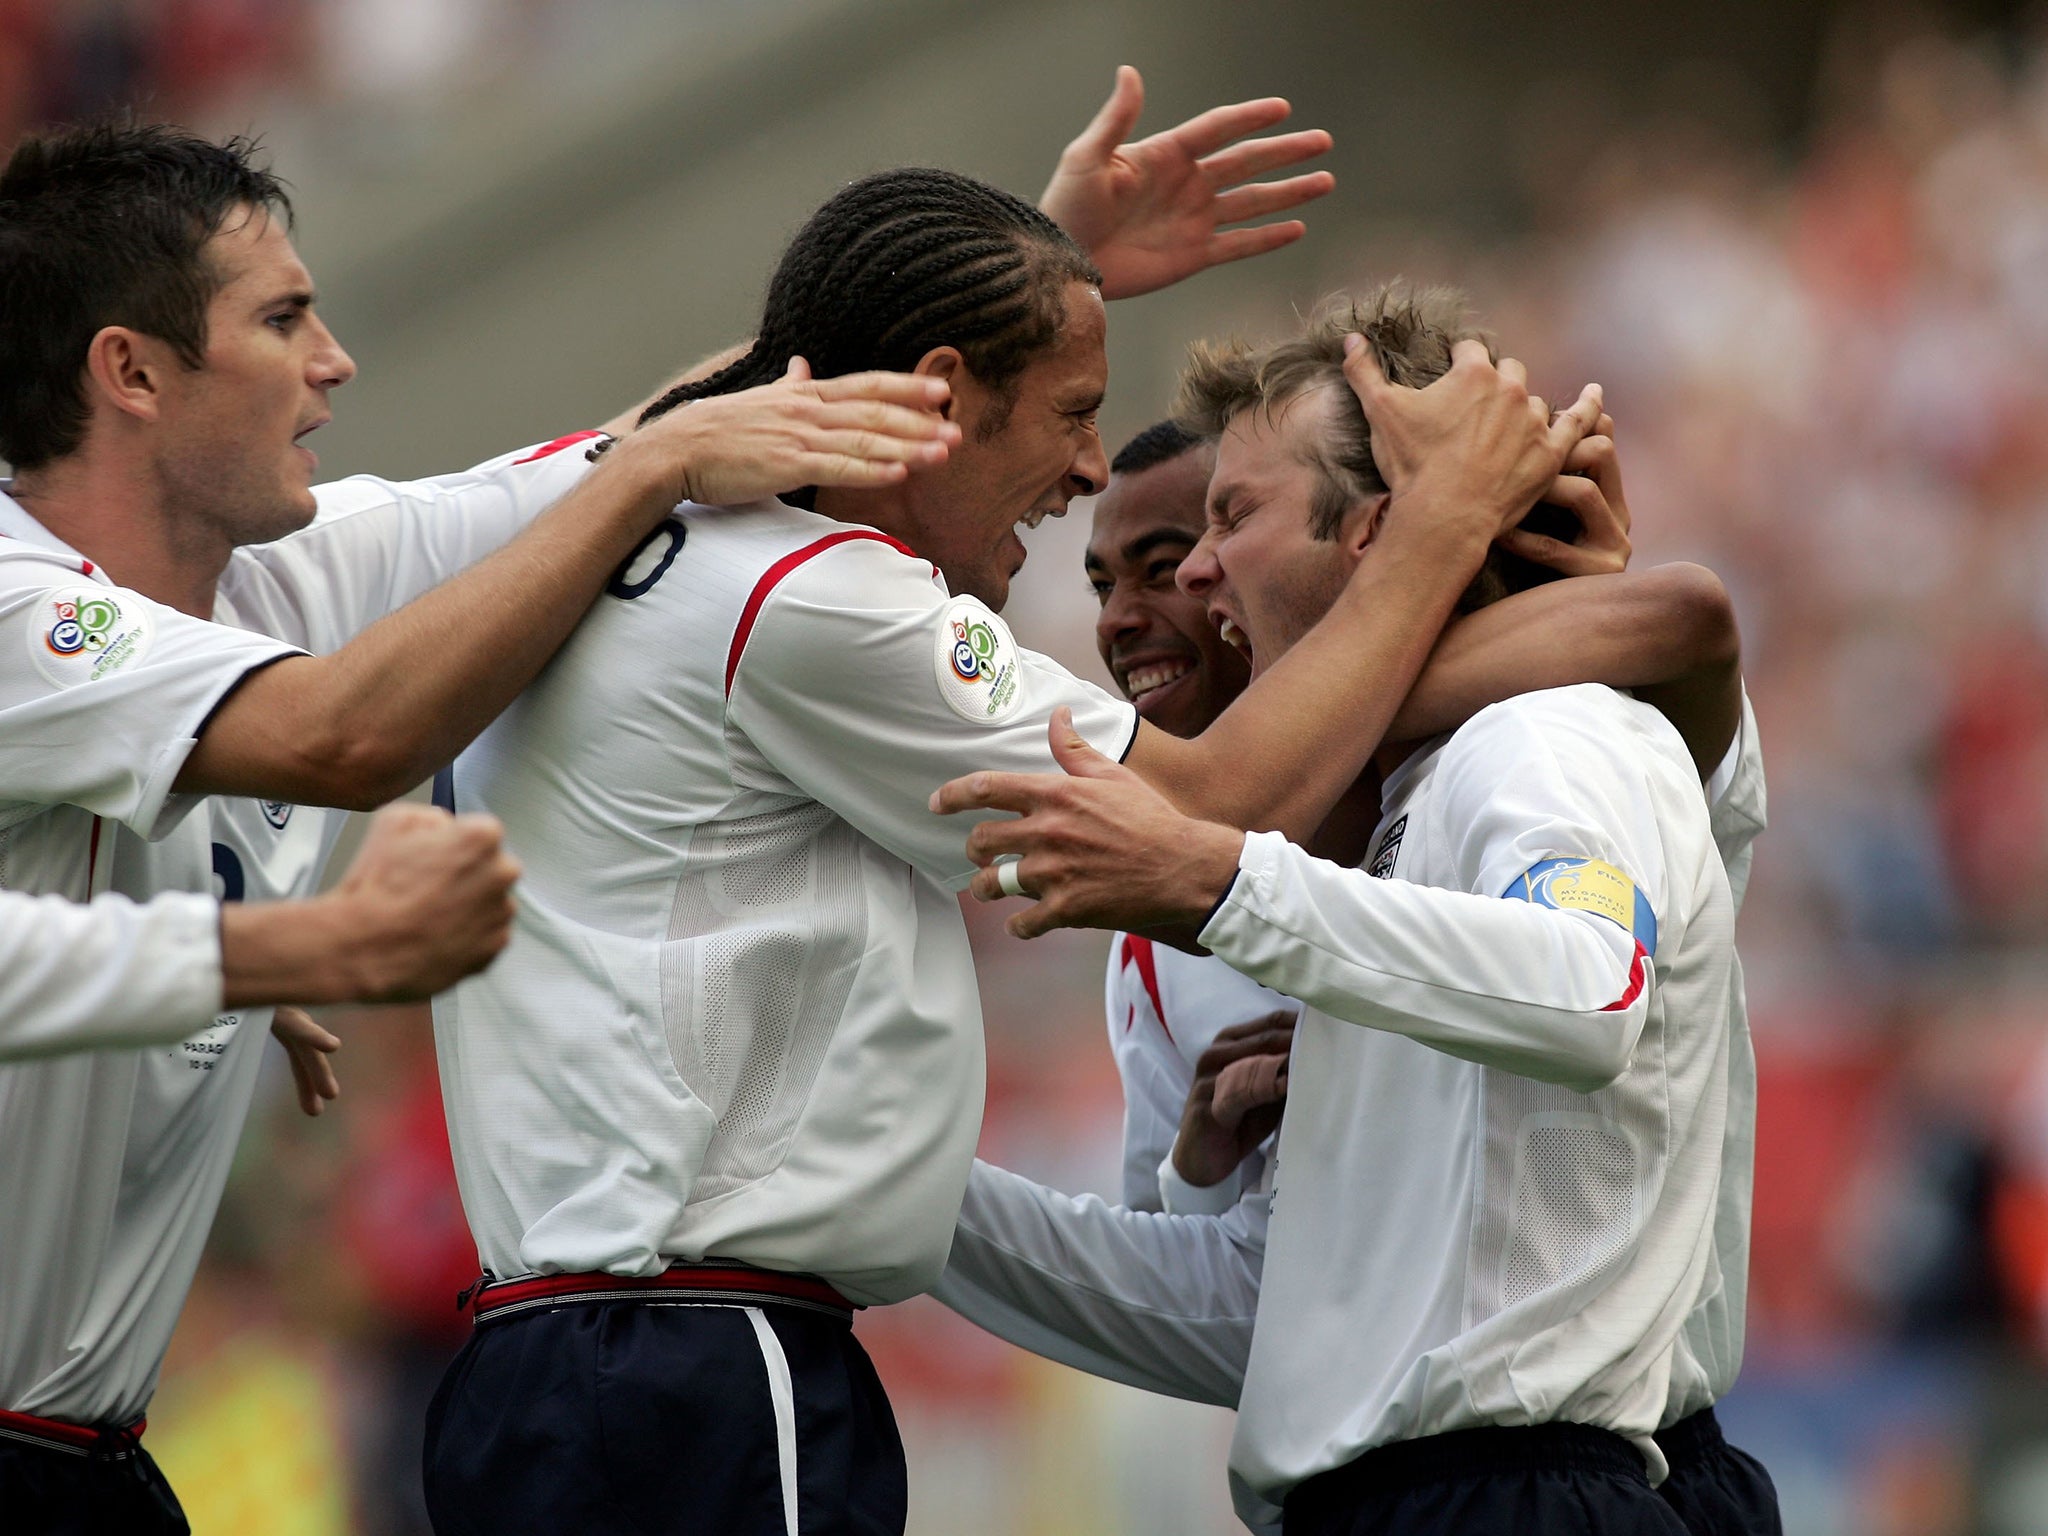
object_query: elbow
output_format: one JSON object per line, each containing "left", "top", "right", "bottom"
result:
{"left": 1657, "top": 562, "right": 1740, "bottom": 674}
{"left": 1555, "top": 1011, "right": 1642, "bottom": 1092}
{"left": 289, "top": 727, "right": 428, "bottom": 812}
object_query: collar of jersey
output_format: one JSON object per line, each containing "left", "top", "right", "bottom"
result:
{"left": 0, "top": 484, "right": 106, "bottom": 579}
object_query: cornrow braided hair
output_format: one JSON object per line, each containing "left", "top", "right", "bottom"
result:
{"left": 636, "top": 168, "right": 1100, "bottom": 445}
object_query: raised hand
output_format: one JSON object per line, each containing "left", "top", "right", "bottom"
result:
{"left": 930, "top": 706, "right": 1244, "bottom": 940}
{"left": 1040, "top": 65, "right": 1335, "bottom": 300}
{"left": 271, "top": 1005, "right": 341, "bottom": 1117}
{"left": 1172, "top": 1011, "right": 1298, "bottom": 1189}
{"left": 612, "top": 358, "right": 959, "bottom": 508}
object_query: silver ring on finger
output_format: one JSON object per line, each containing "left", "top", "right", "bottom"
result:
{"left": 996, "top": 858, "right": 1030, "bottom": 899}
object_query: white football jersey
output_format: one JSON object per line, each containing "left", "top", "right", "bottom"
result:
{"left": 1207, "top": 684, "right": 1740, "bottom": 1509}
{"left": 435, "top": 500, "right": 1137, "bottom": 1306}
{"left": 1103, "top": 935, "right": 1294, "bottom": 1215}
{"left": 937, "top": 695, "right": 1762, "bottom": 1518}
{"left": 0, "top": 438, "right": 593, "bottom": 1424}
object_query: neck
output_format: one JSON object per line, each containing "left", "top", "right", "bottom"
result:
{"left": 813, "top": 483, "right": 921, "bottom": 550}
{"left": 9, "top": 453, "right": 226, "bottom": 618}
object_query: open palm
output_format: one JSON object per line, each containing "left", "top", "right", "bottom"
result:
{"left": 1040, "top": 65, "right": 1336, "bottom": 300}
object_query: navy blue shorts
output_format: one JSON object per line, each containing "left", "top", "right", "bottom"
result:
{"left": 0, "top": 1416, "right": 187, "bottom": 1536}
{"left": 1283, "top": 1421, "right": 1691, "bottom": 1536}
{"left": 423, "top": 1296, "right": 906, "bottom": 1536}
{"left": 1654, "top": 1408, "right": 1782, "bottom": 1536}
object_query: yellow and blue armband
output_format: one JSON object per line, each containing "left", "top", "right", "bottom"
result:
{"left": 1504, "top": 857, "right": 1658, "bottom": 957}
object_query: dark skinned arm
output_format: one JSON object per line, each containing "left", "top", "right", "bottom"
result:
{"left": 1391, "top": 562, "right": 1743, "bottom": 778}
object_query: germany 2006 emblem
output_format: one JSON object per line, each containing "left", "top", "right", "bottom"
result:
{"left": 30, "top": 585, "right": 154, "bottom": 689}
{"left": 933, "top": 598, "right": 1024, "bottom": 724}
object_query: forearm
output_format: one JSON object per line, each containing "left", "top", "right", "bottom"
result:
{"left": 181, "top": 452, "right": 672, "bottom": 807}
{"left": 1202, "top": 833, "right": 1648, "bottom": 1090}
{"left": 0, "top": 891, "right": 223, "bottom": 1058}
{"left": 932, "top": 1159, "right": 1262, "bottom": 1406}
{"left": 1137, "top": 512, "right": 1488, "bottom": 838}
{"left": 1392, "top": 564, "right": 1742, "bottom": 773}
{"left": 218, "top": 896, "right": 374, "bottom": 1010}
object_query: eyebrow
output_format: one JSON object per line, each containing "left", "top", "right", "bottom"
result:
{"left": 1123, "top": 528, "right": 1196, "bottom": 562}
{"left": 254, "top": 290, "right": 316, "bottom": 316}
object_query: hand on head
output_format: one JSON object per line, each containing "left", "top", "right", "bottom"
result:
{"left": 1341, "top": 334, "right": 1602, "bottom": 557}
{"left": 605, "top": 357, "right": 959, "bottom": 508}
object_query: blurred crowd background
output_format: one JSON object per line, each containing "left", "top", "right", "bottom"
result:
{"left": 9, "top": 0, "right": 2048, "bottom": 1532}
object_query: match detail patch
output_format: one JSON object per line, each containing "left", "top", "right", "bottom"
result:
{"left": 1505, "top": 857, "right": 1657, "bottom": 956}
{"left": 932, "top": 598, "right": 1024, "bottom": 724}
{"left": 28, "top": 586, "right": 154, "bottom": 689}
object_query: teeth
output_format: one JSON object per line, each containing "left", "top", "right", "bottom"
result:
{"left": 1016, "top": 506, "right": 1061, "bottom": 532}
{"left": 1125, "top": 660, "right": 1193, "bottom": 699}
{"left": 1218, "top": 619, "right": 1251, "bottom": 656}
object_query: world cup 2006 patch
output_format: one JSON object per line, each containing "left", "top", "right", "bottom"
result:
{"left": 932, "top": 598, "right": 1025, "bottom": 724}
{"left": 1505, "top": 856, "right": 1658, "bottom": 955}
{"left": 28, "top": 585, "right": 154, "bottom": 689}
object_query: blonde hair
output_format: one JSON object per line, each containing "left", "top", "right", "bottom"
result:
{"left": 1176, "top": 284, "right": 1492, "bottom": 538}
{"left": 1175, "top": 283, "right": 1563, "bottom": 612}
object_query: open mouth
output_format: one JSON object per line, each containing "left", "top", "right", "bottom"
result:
{"left": 1217, "top": 617, "right": 1252, "bottom": 660}
{"left": 1121, "top": 657, "right": 1196, "bottom": 705}
{"left": 1015, "top": 505, "right": 1061, "bottom": 533}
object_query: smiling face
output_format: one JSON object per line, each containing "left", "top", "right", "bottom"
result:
{"left": 1085, "top": 442, "right": 1250, "bottom": 738}
{"left": 1176, "top": 385, "right": 1381, "bottom": 679}
{"left": 898, "top": 280, "right": 1110, "bottom": 609}
{"left": 151, "top": 206, "right": 355, "bottom": 549}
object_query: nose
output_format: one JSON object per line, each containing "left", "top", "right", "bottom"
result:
{"left": 1178, "top": 528, "right": 1222, "bottom": 599}
{"left": 1066, "top": 428, "right": 1109, "bottom": 500}
{"left": 308, "top": 315, "right": 357, "bottom": 390}
{"left": 1095, "top": 578, "right": 1150, "bottom": 657}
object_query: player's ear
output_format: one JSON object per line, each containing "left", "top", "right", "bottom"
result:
{"left": 84, "top": 326, "right": 172, "bottom": 426}
{"left": 914, "top": 347, "right": 965, "bottom": 421}
{"left": 1342, "top": 492, "right": 1390, "bottom": 558}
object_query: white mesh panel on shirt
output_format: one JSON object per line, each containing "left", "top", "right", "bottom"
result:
{"left": 1501, "top": 1115, "right": 1638, "bottom": 1308}
{"left": 662, "top": 802, "right": 867, "bottom": 1201}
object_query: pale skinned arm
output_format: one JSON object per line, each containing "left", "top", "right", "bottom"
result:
{"left": 233, "top": 801, "right": 523, "bottom": 1117}
{"left": 220, "top": 803, "right": 520, "bottom": 1008}
{"left": 179, "top": 363, "right": 957, "bottom": 810}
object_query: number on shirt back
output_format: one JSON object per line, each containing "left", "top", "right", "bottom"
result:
{"left": 607, "top": 518, "right": 688, "bottom": 600}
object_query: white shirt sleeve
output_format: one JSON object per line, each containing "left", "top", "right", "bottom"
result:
{"left": 1706, "top": 687, "right": 1765, "bottom": 916}
{"left": 0, "top": 889, "right": 221, "bottom": 1057}
{"left": 726, "top": 537, "right": 1138, "bottom": 887}
{"left": 217, "top": 436, "right": 599, "bottom": 654}
{"left": 0, "top": 552, "right": 301, "bottom": 839}
{"left": 930, "top": 1158, "right": 1265, "bottom": 1407}
{"left": 1200, "top": 691, "right": 1673, "bottom": 1094}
